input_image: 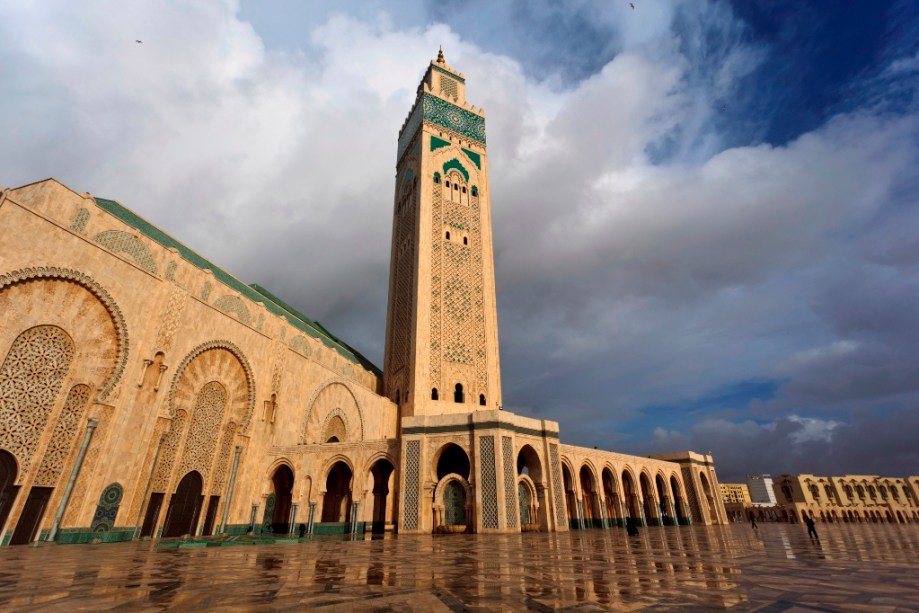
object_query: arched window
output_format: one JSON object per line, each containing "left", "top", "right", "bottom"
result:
{"left": 479, "top": 394, "right": 485, "bottom": 406}
{"left": 431, "top": 388, "right": 439, "bottom": 400}
{"left": 445, "top": 231, "right": 450, "bottom": 240}
{"left": 454, "top": 383, "right": 464, "bottom": 403}
{"left": 434, "top": 172, "right": 441, "bottom": 184}
{"left": 471, "top": 186, "right": 478, "bottom": 197}
{"left": 463, "top": 237, "right": 468, "bottom": 245}
{"left": 445, "top": 180, "right": 451, "bottom": 188}
{"left": 462, "top": 186, "right": 467, "bottom": 193}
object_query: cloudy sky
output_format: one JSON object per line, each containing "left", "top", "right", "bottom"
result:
{"left": 2, "top": 0, "right": 918, "bottom": 481}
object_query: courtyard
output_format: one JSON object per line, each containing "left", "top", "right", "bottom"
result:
{"left": 0, "top": 524, "right": 917, "bottom": 611}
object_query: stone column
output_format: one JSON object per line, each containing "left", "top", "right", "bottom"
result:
{"left": 307, "top": 502, "right": 316, "bottom": 535}
{"left": 289, "top": 503, "right": 298, "bottom": 535}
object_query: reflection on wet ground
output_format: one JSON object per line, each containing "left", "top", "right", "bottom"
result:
{"left": 0, "top": 523, "right": 917, "bottom": 611}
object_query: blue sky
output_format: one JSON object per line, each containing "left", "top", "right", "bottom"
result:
{"left": 1, "top": 0, "right": 918, "bottom": 481}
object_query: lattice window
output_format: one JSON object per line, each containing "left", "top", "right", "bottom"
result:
{"left": 502, "top": 436, "right": 518, "bottom": 529}
{"left": 549, "top": 444, "right": 565, "bottom": 526}
{"left": 0, "top": 325, "right": 75, "bottom": 475}
{"left": 289, "top": 335, "right": 313, "bottom": 357}
{"left": 33, "top": 384, "right": 91, "bottom": 487}
{"left": 480, "top": 436, "right": 498, "bottom": 529}
{"left": 440, "top": 76, "right": 458, "bottom": 99}
{"left": 70, "top": 208, "right": 90, "bottom": 233}
{"left": 90, "top": 482, "right": 123, "bottom": 531}
{"left": 177, "top": 381, "right": 227, "bottom": 482}
{"left": 430, "top": 183, "right": 443, "bottom": 387}
{"left": 403, "top": 440, "right": 420, "bottom": 530}
{"left": 153, "top": 410, "right": 187, "bottom": 491}
{"left": 93, "top": 230, "right": 158, "bottom": 274}
{"left": 165, "top": 261, "right": 177, "bottom": 281}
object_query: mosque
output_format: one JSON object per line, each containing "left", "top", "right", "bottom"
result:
{"left": 0, "top": 52, "right": 727, "bottom": 545}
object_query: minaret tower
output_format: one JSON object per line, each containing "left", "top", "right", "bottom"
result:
{"left": 383, "top": 50, "right": 502, "bottom": 418}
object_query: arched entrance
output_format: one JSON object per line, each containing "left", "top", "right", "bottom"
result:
{"left": 622, "top": 470, "right": 640, "bottom": 526}
{"left": 640, "top": 473, "right": 658, "bottom": 526}
{"left": 516, "top": 445, "right": 547, "bottom": 531}
{"left": 656, "top": 474, "right": 673, "bottom": 525}
{"left": 602, "top": 468, "right": 621, "bottom": 528}
{"left": 562, "top": 464, "right": 578, "bottom": 529}
{"left": 162, "top": 471, "right": 203, "bottom": 538}
{"left": 580, "top": 465, "right": 600, "bottom": 528}
{"left": 322, "top": 462, "right": 353, "bottom": 523}
{"left": 0, "top": 450, "right": 19, "bottom": 535}
{"left": 369, "top": 458, "right": 395, "bottom": 533}
{"left": 270, "top": 465, "right": 294, "bottom": 534}
{"left": 699, "top": 472, "right": 717, "bottom": 523}
{"left": 433, "top": 444, "right": 472, "bottom": 533}
{"left": 670, "top": 475, "right": 687, "bottom": 525}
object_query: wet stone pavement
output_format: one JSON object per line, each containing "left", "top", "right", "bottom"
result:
{"left": 0, "top": 524, "right": 917, "bottom": 612}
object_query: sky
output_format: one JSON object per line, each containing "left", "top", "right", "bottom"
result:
{"left": 1, "top": 0, "right": 918, "bottom": 482}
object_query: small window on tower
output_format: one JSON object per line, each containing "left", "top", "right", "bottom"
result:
{"left": 462, "top": 186, "right": 467, "bottom": 193}
{"left": 471, "top": 186, "right": 478, "bottom": 197}
{"left": 432, "top": 388, "right": 439, "bottom": 400}
{"left": 445, "top": 180, "right": 450, "bottom": 188}
{"left": 463, "top": 237, "right": 468, "bottom": 245}
{"left": 445, "top": 231, "right": 450, "bottom": 240}
{"left": 479, "top": 394, "right": 486, "bottom": 406}
{"left": 434, "top": 173, "right": 441, "bottom": 184}
{"left": 454, "top": 383, "right": 464, "bottom": 403}
{"left": 453, "top": 183, "right": 459, "bottom": 190}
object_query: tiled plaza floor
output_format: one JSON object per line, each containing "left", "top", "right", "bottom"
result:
{"left": 0, "top": 523, "right": 917, "bottom": 611}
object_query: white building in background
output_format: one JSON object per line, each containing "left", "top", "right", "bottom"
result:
{"left": 747, "top": 474, "right": 777, "bottom": 506}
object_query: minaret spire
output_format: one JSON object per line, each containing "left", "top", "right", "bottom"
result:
{"left": 436, "top": 47, "right": 445, "bottom": 64}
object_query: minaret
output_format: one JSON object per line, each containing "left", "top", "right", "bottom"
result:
{"left": 383, "top": 50, "right": 502, "bottom": 418}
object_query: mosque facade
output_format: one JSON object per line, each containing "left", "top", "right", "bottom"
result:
{"left": 0, "top": 53, "right": 727, "bottom": 545}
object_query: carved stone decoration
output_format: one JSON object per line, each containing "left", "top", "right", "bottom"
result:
{"left": 0, "top": 267, "right": 129, "bottom": 400}
{"left": 167, "top": 340, "right": 255, "bottom": 433}
{"left": 153, "top": 410, "right": 188, "bottom": 492}
{"left": 34, "top": 384, "right": 91, "bottom": 487}
{"left": 300, "top": 378, "right": 365, "bottom": 444}
{"left": 153, "top": 286, "right": 188, "bottom": 352}
{"left": 0, "top": 325, "right": 75, "bottom": 477}
{"left": 90, "top": 482, "right": 123, "bottom": 532}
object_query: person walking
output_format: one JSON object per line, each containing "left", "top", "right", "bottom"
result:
{"left": 749, "top": 511, "right": 757, "bottom": 530}
{"left": 804, "top": 514, "right": 819, "bottom": 540}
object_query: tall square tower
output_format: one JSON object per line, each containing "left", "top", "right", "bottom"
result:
{"left": 384, "top": 50, "right": 502, "bottom": 418}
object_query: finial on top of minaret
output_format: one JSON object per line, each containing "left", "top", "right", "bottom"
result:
{"left": 436, "top": 47, "right": 445, "bottom": 64}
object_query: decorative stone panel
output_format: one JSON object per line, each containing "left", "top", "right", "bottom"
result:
{"left": 34, "top": 384, "right": 91, "bottom": 487}
{"left": 479, "top": 435, "right": 498, "bottom": 529}
{"left": 403, "top": 440, "right": 420, "bottom": 530}
{"left": 176, "top": 381, "right": 227, "bottom": 483}
{"left": 502, "top": 436, "right": 518, "bottom": 529}
{"left": 550, "top": 444, "right": 565, "bottom": 527}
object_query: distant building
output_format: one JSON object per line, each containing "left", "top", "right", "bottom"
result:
{"left": 772, "top": 474, "right": 919, "bottom": 524}
{"left": 719, "top": 483, "right": 751, "bottom": 505}
{"left": 747, "top": 474, "right": 777, "bottom": 506}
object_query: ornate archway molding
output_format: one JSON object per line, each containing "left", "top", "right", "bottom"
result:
{"left": 0, "top": 266, "right": 129, "bottom": 401}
